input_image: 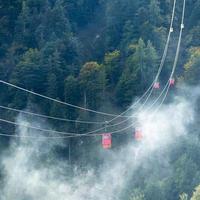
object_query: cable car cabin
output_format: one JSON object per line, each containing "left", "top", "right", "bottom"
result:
{"left": 134, "top": 128, "right": 143, "bottom": 141}
{"left": 102, "top": 133, "right": 112, "bottom": 149}
{"left": 153, "top": 82, "right": 160, "bottom": 89}
{"left": 169, "top": 78, "right": 175, "bottom": 86}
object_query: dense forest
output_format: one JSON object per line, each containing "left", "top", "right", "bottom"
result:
{"left": 0, "top": 0, "right": 200, "bottom": 199}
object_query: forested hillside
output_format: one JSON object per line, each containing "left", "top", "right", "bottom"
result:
{"left": 0, "top": 0, "right": 200, "bottom": 199}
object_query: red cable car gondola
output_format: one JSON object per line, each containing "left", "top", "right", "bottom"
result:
{"left": 102, "top": 133, "right": 112, "bottom": 149}
{"left": 134, "top": 128, "right": 143, "bottom": 141}
{"left": 153, "top": 82, "right": 160, "bottom": 89}
{"left": 169, "top": 78, "right": 175, "bottom": 86}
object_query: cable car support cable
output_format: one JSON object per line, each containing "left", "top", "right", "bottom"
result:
{"left": 0, "top": 0, "right": 177, "bottom": 127}
{"left": 0, "top": 0, "right": 184, "bottom": 139}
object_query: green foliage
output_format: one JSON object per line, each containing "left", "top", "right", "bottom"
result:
{"left": 116, "top": 67, "right": 140, "bottom": 106}
{"left": 46, "top": 73, "right": 57, "bottom": 98}
{"left": 64, "top": 75, "right": 80, "bottom": 104}
{"left": 11, "top": 48, "right": 47, "bottom": 93}
{"left": 173, "top": 154, "right": 200, "bottom": 196}
{"left": 121, "top": 20, "right": 137, "bottom": 49}
{"left": 0, "top": 1, "right": 200, "bottom": 199}
{"left": 145, "top": 40, "right": 158, "bottom": 83}
{"left": 64, "top": 75, "right": 80, "bottom": 119}
{"left": 184, "top": 47, "right": 200, "bottom": 84}
{"left": 185, "top": 24, "right": 200, "bottom": 47}
{"left": 79, "top": 62, "right": 106, "bottom": 109}
{"left": 104, "top": 50, "right": 121, "bottom": 86}
{"left": 67, "top": 0, "right": 100, "bottom": 28}
{"left": 148, "top": 0, "right": 161, "bottom": 26}
{"left": 116, "top": 38, "right": 158, "bottom": 106}
{"left": 116, "top": 39, "right": 146, "bottom": 105}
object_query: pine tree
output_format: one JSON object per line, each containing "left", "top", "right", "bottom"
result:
{"left": 149, "top": 0, "right": 161, "bottom": 26}
{"left": 144, "top": 40, "right": 158, "bottom": 86}
{"left": 64, "top": 75, "right": 80, "bottom": 120}
{"left": 11, "top": 48, "right": 47, "bottom": 93}
{"left": 79, "top": 62, "right": 105, "bottom": 110}
{"left": 184, "top": 47, "right": 200, "bottom": 84}
{"left": 104, "top": 50, "right": 121, "bottom": 87}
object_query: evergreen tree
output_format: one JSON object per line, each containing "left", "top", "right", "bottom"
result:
{"left": 116, "top": 66, "right": 141, "bottom": 106}
{"left": 184, "top": 47, "right": 200, "bottom": 84}
{"left": 79, "top": 61, "right": 105, "bottom": 110}
{"left": 148, "top": 0, "right": 161, "bottom": 26}
{"left": 144, "top": 40, "right": 158, "bottom": 85}
{"left": 11, "top": 48, "right": 47, "bottom": 93}
{"left": 64, "top": 75, "right": 80, "bottom": 119}
{"left": 128, "top": 38, "right": 146, "bottom": 90}
{"left": 104, "top": 50, "right": 121, "bottom": 87}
